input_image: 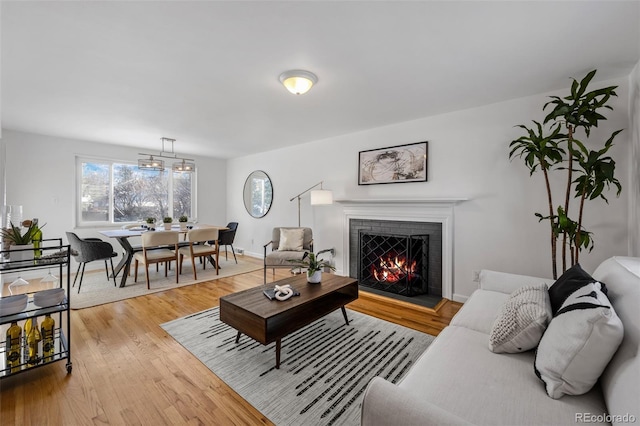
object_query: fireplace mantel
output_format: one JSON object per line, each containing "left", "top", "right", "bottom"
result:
{"left": 336, "top": 198, "right": 468, "bottom": 206}
{"left": 339, "top": 198, "right": 468, "bottom": 300}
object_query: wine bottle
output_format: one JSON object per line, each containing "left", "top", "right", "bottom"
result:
{"left": 26, "top": 317, "right": 42, "bottom": 367}
{"left": 41, "top": 314, "right": 55, "bottom": 362}
{"left": 32, "top": 218, "right": 42, "bottom": 259}
{"left": 23, "top": 318, "right": 32, "bottom": 365}
{"left": 5, "top": 321, "right": 21, "bottom": 373}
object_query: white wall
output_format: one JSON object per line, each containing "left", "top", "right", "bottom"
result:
{"left": 0, "top": 129, "right": 227, "bottom": 273}
{"left": 630, "top": 61, "right": 640, "bottom": 257}
{"left": 227, "top": 77, "right": 631, "bottom": 301}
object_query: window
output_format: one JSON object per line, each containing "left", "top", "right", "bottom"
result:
{"left": 77, "top": 157, "right": 195, "bottom": 226}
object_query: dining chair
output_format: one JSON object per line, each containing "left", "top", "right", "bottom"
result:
{"left": 211, "top": 222, "right": 238, "bottom": 264}
{"left": 177, "top": 227, "right": 220, "bottom": 280}
{"left": 133, "top": 231, "right": 180, "bottom": 289}
{"left": 66, "top": 232, "right": 118, "bottom": 293}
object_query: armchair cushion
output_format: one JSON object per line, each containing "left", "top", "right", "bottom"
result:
{"left": 265, "top": 250, "right": 307, "bottom": 266}
{"left": 278, "top": 228, "right": 304, "bottom": 251}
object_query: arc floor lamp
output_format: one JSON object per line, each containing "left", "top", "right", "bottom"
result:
{"left": 289, "top": 181, "right": 333, "bottom": 227}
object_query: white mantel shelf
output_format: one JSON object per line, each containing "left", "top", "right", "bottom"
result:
{"left": 336, "top": 198, "right": 468, "bottom": 204}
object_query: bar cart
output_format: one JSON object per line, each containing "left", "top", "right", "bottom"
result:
{"left": 0, "top": 238, "right": 72, "bottom": 377}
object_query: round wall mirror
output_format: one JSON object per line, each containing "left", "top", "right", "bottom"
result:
{"left": 243, "top": 170, "right": 273, "bottom": 218}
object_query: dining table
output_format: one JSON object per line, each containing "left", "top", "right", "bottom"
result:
{"left": 99, "top": 224, "right": 228, "bottom": 287}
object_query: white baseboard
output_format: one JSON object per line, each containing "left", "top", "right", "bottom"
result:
{"left": 452, "top": 293, "right": 468, "bottom": 303}
{"left": 243, "top": 250, "right": 264, "bottom": 259}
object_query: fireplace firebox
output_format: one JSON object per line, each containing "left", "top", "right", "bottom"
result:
{"left": 358, "top": 231, "right": 429, "bottom": 296}
{"left": 349, "top": 219, "right": 442, "bottom": 300}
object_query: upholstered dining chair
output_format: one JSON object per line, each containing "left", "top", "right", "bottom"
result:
{"left": 263, "top": 227, "right": 313, "bottom": 284}
{"left": 133, "top": 231, "right": 180, "bottom": 289}
{"left": 177, "top": 227, "right": 220, "bottom": 280}
{"left": 217, "top": 222, "right": 238, "bottom": 264}
{"left": 66, "top": 232, "right": 118, "bottom": 294}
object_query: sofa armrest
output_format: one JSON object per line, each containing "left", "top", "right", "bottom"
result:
{"left": 361, "top": 377, "right": 472, "bottom": 426}
{"left": 479, "top": 269, "right": 554, "bottom": 294}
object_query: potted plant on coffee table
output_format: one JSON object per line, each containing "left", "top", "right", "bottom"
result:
{"left": 163, "top": 217, "right": 173, "bottom": 231}
{"left": 289, "top": 249, "right": 336, "bottom": 283}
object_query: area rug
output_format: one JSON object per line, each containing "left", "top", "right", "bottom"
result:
{"left": 70, "top": 258, "right": 261, "bottom": 309}
{"left": 161, "top": 306, "right": 435, "bottom": 426}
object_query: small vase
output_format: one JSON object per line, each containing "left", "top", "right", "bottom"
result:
{"left": 307, "top": 270, "right": 322, "bottom": 284}
{"left": 180, "top": 222, "right": 187, "bottom": 231}
{"left": 164, "top": 223, "right": 172, "bottom": 231}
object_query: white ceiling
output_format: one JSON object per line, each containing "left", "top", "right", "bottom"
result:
{"left": 2, "top": 1, "right": 639, "bottom": 159}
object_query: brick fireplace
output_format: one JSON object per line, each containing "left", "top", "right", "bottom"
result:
{"left": 350, "top": 219, "right": 442, "bottom": 297}
{"left": 339, "top": 199, "right": 465, "bottom": 301}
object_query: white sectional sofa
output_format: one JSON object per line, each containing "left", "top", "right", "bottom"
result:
{"left": 361, "top": 256, "right": 640, "bottom": 426}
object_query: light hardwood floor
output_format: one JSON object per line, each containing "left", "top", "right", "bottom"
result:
{"left": 0, "top": 256, "right": 461, "bottom": 425}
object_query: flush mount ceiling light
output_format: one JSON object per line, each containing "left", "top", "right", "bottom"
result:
{"left": 138, "top": 137, "right": 195, "bottom": 173}
{"left": 279, "top": 70, "right": 318, "bottom": 95}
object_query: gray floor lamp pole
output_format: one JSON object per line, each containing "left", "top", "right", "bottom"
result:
{"left": 289, "top": 181, "right": 333, "bottom": 227}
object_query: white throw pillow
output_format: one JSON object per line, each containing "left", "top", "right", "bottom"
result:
{"left": 278, "top": 228, "right": 305, "bottom": 251}
{"left": 534, "top": 281, "right": 624, "bottom": 399}
{"left": 488, "top": 284, "right": 552, "bottom": 353}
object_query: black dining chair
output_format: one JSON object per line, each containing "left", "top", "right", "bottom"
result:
{"left": 66, "top": 232, "right": 118, "bottom": 293}
{"left": 217, "top": 222, "right": 238, "bottom": 263}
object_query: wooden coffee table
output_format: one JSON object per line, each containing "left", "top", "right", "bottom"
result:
{"left": 219, "top": 274, "right": 358, "bottom": 369}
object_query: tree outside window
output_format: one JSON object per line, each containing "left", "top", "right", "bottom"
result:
{"left": 79, "top": 159, "right": 194, "bottom": 225}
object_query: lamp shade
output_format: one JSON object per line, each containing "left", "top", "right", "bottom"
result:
{"left": 173, "top": 159, "right": 195, "bottom": 172}
{"left": 138, "top": 156, "right": 164, "bottom": 171}
{"left": 310, "top": 189, "right": 333, "bottom": 205}
{"left": 279, "top": 70, "right": 318, "bottom": 95}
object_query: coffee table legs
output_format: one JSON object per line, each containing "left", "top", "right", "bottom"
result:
{"left": 341, "top": 306, "right": 350, "bottom": 325}
{"left": 234, "top": 305, "right": 350, "bottom": 370}
{"left": 236, "top": 332, "right": 283, "bottom": 369}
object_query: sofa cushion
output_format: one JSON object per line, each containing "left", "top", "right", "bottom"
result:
{"left": 591, "top": 257, "right": 639, "bottom": 425}
{"left": 278, "top": 228, "right": 304, "bottom": 251}
{"left": 398, "top": 325, "right": 609, "bottom": 425}
{"left": 548, "top": 263, "right": 603, "bottom": 315}
{"left": 489, "top": 283, "right": 552, "bottom": 353}
{"left": 449, "top": 289, "right": 509, "bottom": 335}
{"left": 535, "top": 280, "right": 623, "bottom": 399}
{"left": 479, "top": 269, "right": 555, "bottom": 294}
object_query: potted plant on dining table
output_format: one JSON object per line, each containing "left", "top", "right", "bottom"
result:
{"left": 178, "top": 215, "right": 188, "bottom": 231}
{"left": 163, "top": 217, "right": 173, "bottom": 231}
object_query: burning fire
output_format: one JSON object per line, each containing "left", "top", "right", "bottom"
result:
{"left": 372, "top": 254, "right": 417, "bottom": 283}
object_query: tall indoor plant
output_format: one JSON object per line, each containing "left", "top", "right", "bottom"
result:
{"left": 509, "top": 70, "right": 622, "bottom": 279}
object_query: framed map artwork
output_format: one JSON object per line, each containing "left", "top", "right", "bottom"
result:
{"left": 358, "top": 141, "right": 428, "bottom": 185}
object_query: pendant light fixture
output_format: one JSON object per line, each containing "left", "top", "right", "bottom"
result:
{"left": 279, "top": 70, "right": 318, "bottom": 95}
{"left": 138, "top": 137, "right": 195, "bottom": 173}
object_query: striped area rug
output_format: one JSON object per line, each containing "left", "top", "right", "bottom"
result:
{"left": 161, "top": 306, "right": 435, "bottom": 426}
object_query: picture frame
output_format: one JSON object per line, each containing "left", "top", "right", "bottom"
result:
{"left": 358, "top": 141, "right": 428, "bottom": 185}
